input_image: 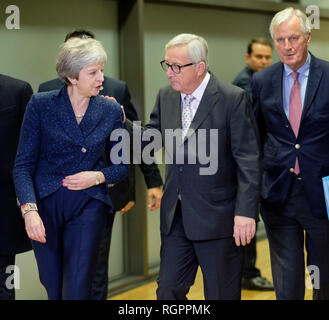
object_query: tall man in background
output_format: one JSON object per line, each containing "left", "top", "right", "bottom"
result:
{"left": 39, "top": 30, "right": 163, "bottom": 300}
{"left": 233, "top": 37, "right": 274, "bottom": 291}
{"left": 252, "top": 7, "right": 329, "bottom": 299}
{"left": 0, "top": 74, "right": 33, "bottom": 299}
{"left": 233, "top": 37, "right": 272, "bottom": 99}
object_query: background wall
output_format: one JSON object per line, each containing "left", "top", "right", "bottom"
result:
{"left": 0, "top": 0, "right": 119, "bottom": 92}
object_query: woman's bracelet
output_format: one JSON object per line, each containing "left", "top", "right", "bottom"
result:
{"left": 95, "top": 171, "right": 101, "bottom": 185}
{"left": 21, "top": 203, "right": 38, "bottom": 218}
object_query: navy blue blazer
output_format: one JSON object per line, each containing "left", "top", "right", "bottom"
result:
{"left": 38, "top": 77, "right": 163, "bottom": 211}
{"left": 14, "top": 85, "right": 128, "bottom": 210}
{"left": 252, "top": 53, "right": 329, "bottom": 219}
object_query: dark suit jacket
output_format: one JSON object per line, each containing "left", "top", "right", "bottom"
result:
{"left": 38, "top": 77, "right": 163, "bottom": 211}
{"left": 232, "top": 66, "right": 254, "bottom": 101}
{"left": 138, "top": 74, "right": 261, "bottom": 240}
{"left": 0, "top": 74, "right": 33, "bottom": 255}
{"left": 14, "top": 86, "right": 128, "bottom": 210}
{"left": 252, "top": 53, "right": 329, "bottom": 219}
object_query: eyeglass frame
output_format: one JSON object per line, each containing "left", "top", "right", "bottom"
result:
{"left": 160, "top": 60, "right": 198, "bottom": 74}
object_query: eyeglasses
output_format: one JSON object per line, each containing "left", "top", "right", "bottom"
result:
{"left": 160, "top": 60, "right": 197, "bottom": 74}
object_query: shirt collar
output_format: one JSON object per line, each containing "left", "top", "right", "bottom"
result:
{"left": 181, "top": 72, "right": 210, "bottom": 102}
{"left": 284, "top": 51, "right": 311, "bottom": 78}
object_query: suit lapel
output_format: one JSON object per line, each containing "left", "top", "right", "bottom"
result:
{"left": 184, "top": 74, "right": 219, "bottom": 142}
{"left": 272, "top": 64, "right": 289, "bottom": 123}
{"left": 56, "top": 86, "right": 106, "bottom": 144}
{"left": 167, "top": 89, "right": 181, "bottom": 132}
{"left": 301, "top": 54, "right": 323, "bottom": 122}
{"left": 56, "top": 86, "right": 85, "bottom": 146}
{"left": 79, "top": 96, "right": 105, "bottom": 138}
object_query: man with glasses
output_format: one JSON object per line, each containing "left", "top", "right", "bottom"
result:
{"left": 134, "top": 33, "right": 261, "bottom": 299}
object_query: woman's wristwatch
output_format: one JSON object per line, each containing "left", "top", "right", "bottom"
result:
{"left": 95, "top": 172, "right": 101, "bottom": 185}
{"left": 21, "top": 203, "right": 38, "bottom": 218}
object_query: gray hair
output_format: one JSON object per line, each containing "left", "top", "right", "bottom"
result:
{"left": 166, "top": 33, "right": 209, "bottom": 69}
{"left": 56, "top": 37, "right": 107, "bottom": 85}
{"left": 269, "top": 7, "right": 311, "bottom": 39}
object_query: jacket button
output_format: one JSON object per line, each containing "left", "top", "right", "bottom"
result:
{"left": 290, "top": 168, "right": 294, "bottom": 173}
{"left": 81, "top": 147, "right": 87, "bottom": 153}
{"left": 295, "top": 144, "right": 300, "bottom": 149}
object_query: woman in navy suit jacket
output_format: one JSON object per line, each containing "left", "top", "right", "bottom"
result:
{"left": 13, "top": 38, "right": 128, "bottom": 299}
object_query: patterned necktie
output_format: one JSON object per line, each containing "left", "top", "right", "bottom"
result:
{"left": 182, "top": 94, "right": 194, "bottom": 138}
{"left": 289, "top": 71, "right": 302, "bottom": 175}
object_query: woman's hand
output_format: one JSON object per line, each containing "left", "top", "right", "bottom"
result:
{"left": 24, "top": 211, "right": 46, "bottom": 243}
{"left": 62, "top": 171, "right": 105, "bottom": 190}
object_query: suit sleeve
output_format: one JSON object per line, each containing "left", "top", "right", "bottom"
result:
{"left": 14, "top": 95, "right": 41, "bottom": 205}
{"left": 137, "top": 91, "right": 163, "bottom": 188}
{"left": 18, "top": 82, "right": 33, "bottom": 125}
{"left": 229, "top": 90, "right": 261, "bottom": 219}
{"left": 124, "top": 87, "right": 163, "bottom": 189}
{"left": 101, "top": 107, "right": 129, "bottom": 185}
{"left": 8, "top": 81, "right": 33, "bottom": 193}
{"left": 121, "top": 84, "right": 139, "bottom": 122}
{"left": 233, "top": 77, "right": 253, "bottom": 102}
{"left": 251, "top": 76, "right": 266, "bottom": 149}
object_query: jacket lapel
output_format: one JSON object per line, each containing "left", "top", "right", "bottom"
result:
{"left": 166, "top": 89, "right": 181, "bottom": 132}
{"left": 79, "top": 96, "right": 105, "bottom": 138}
{"left": 301, "top": 54, "right": 323, "bottom": 122}
{"left": 56, "top": 86, "right": 106, "bottom": 144}
{"left": 271, "top": 64, "right": 289, "bottom": 123}
{"left": 184, "top": 74, "right": 219, "bottom": 142}
{"left": 56, "top": 86, "right": 85, "bottom": 146}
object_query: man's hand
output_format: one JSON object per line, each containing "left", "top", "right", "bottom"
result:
{"left": 103, "top": 96, "right": 126, "bottom": 123}
{"left": 233, "top": 216, "right": 256, "bottom": 246}
{"left": 24, "top": 211, "right": 46, "bottom": 243}
{"left": 103, "top": 96, "right": 117, "bottom": 103}
{"left": 120, "top": 201, "right": 135, "bottom": 214}
{"left": 120, "top": 105, "right": 126, "bottom": 123}
{"left": 147, "top": 187, "right": 163, "bottom": 211}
